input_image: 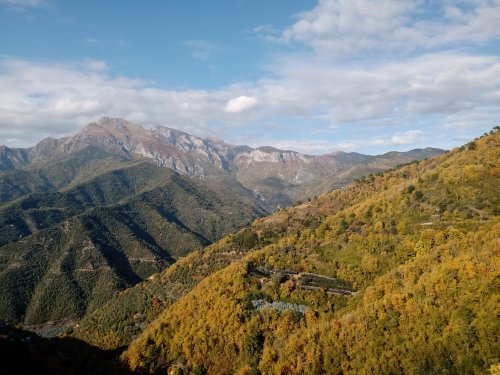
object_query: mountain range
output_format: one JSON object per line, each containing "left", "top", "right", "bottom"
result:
{"left": 1, "top": 117, "right": 443, "bottom": 210}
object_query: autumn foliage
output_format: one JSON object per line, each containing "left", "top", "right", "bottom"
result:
{"left": 81, "top": 129, "right": 499, "bottom": 374}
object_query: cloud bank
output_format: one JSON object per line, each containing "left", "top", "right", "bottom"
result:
{"left": 0, "top": 0, "right": 499, "bottom": 153}
{"left": 262, "top": 0, "right": 500, "bottom": 55}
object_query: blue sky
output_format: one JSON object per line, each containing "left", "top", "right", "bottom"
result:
{"left": 0, "top": 0, "right": 499, "bottom": 154}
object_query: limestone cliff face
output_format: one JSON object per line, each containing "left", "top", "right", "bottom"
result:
{"left": 234, "top": 147, "right": 309, "bottom": 164}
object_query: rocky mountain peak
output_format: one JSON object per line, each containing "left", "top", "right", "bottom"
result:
{"left": 83, "top": 117, "right": 147, "bottom": 138}
{"left": 98, "top": 116, "right": 129, "bottom": 127}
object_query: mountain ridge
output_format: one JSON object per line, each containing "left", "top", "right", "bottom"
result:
{"left": 0, "top": 117, "right": 444, "bottom": 209}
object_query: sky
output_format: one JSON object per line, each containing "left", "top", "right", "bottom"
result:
{"left": 0, "top": 0, "right": 499, "bottom": 155}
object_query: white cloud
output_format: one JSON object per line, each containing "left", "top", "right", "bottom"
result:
{"left": 0, "top": 0, "right": 45, "bottom": 6}
{"left": 261, "top": 51, "right": 500, "bottom": 128}
{"left": 281, "top": 0, "right": 415, "bottom": 54}
{"left": 224, "top": 96, "right": 259, "bottom": 113}
{"left": 0, "top": 60, "right": 264, "bottom": 146}
{"left": 328, "top": 130, "right": 427, "bottom": 153}
{"left": 0, "top": 51, "right": 498, "bottom": 151}
{"left": 261, "top": 0, "right": 500, "bottom": 56}
{"left": 391, "top": 130, "right": 423, "bottom": 145}
{"left": 0, "top": 59, "right": 213, "bottom": 144}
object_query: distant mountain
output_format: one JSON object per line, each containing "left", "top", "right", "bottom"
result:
{"left": 0, "top": 117, "right": 444, "bottom": 209}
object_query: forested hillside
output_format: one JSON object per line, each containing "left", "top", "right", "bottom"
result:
{"left": 111, "top": 128, "right": 499, "bottom": 374}
{"left": 0, "top": 147, "right": 128, "bottom": 203}
{"left": 0, "top": 158, "right": 266, "bottom": 330}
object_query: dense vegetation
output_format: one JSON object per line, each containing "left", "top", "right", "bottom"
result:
{"left": 72, "top": 228, "right": 272, "bottom": 348}
{"left": 0, "top": 153, "right": 266, "bottom": 330}
{"left": 0, "top": 147, "right": 128, "bottom": 203}
{"left": 109, "top": 129, "right": 499, "bottom": 374}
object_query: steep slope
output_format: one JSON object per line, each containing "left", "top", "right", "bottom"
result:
{"left": 118, "top": 129, "right": 498, "bottom": 374}
{"left": 72, "top": 228, "right": 273, "bottom": 348}
{"left": 0, "top": 160, "right": 170, "bottom": 245}
{"left": 0, "top": 117, "right": 443, "bottom": 210}
{"left": 0, "top": 146, "right": 128, "bottom": 203}
{"left": 0, "top": 159, "right": 264, "bottom": 247}
{"left": 0, "top": 160, "right": 266, "bottom": 329}
{"left": 0, "top": 145, "right": 30, "bottom": 170}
